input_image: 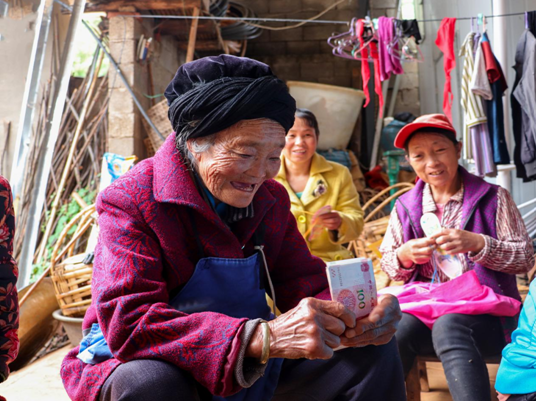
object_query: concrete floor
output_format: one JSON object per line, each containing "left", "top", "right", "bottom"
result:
{"left": 0, "top": 346, "right": 72, "bottom": 401}
{"left": 0, "top": 346, "right": 500, "bottom": 401}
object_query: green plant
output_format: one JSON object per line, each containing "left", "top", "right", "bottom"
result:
{"left": 30, "top": 187, "right": 97, "bottom": 283}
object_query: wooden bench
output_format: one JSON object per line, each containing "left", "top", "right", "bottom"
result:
{"left": 405, "top": 354, "right": 502, "bottom": 401}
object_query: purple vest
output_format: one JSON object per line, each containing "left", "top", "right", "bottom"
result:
{"left": 396, "top": 166, "right": 521, "bottom": 302}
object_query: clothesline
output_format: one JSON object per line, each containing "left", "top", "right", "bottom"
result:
{"left": 99, "top": 11, "right": 534, "bottom": 25}
{"left": 53, "top": 0, "right": 531, "bottom": 27}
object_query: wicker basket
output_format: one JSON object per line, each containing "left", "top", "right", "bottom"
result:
{"left": 349, "top": 183, "right": 415, "bottom": 289}
{"left": 144, "top": 137, "right": 156, "bottom": 157}
{"left": 142, "top": 99, "right": 172, "bottom": 153}
{"left": 50, "top": 205, "right": 97, "bottom": 317}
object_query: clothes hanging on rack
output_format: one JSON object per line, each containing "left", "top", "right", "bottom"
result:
{"left": 459, "top": 31, "right": 496, "bottom": 177}
{"left": 435, "top": 18, "right": 457, "bottom": 122}
{"left": 528, "top": 11, "right": 536, "bottom": 37}
{"left": 356, "top": 19, "right": 384, "bottom": 116}
{"left": 512, "top": 27, "right": 536, "bottom": 181}
{"left": 471, "top": 124, "right": 497, "bottom": 177}
{"left": 481, "top": 33, "right": 510, "bottom": 165}
{"left": 377, "top": 16, "right": 403, "bottom": 82}
{"left": 471, "top": 39, "right": 493, "bottom": 100}
{"left": 395, "top": 19, "right": 422, "bottom": 44}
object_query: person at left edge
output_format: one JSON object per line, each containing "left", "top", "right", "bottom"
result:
{"left": 60, "top": 55, "right": 406, "bottom": 401}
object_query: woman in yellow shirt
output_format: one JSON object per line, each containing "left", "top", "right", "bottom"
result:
{"left": 275, "top": 108, "right": 364, "bottom": 262}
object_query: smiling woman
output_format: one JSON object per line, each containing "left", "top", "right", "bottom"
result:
{"left": 379, "top": 113, "right": 534, "bottom": 401}
{"left": 60, "top": 55, "right": 405, "bottom": 401}
{"left": 187, "top": 118, "right": 286, "bottom": 208}
{"left": 275, "top": 108, "right": 364, "bottom": 262}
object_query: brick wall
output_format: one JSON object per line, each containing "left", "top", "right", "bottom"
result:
{"left": 242, "top": 0, "right": 420, "bottom": 116}
{"left": 106, "top": 0, "right": 420, "bottom": 159}
{"left": 108, "top": 17, "right": 183, "bottom": 157}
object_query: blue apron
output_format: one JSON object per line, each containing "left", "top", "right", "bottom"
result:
{"left": 78, "top": 222, "right": 283, "bottom": 400}
{"left": 173, "top": 252, "right": 283, "bottom": 401}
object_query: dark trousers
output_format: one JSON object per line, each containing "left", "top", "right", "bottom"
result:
{"left": 396, "top": 313, "right": 506, "bottom": 401}
{"left": 99, "top": 339, "right": 406, "bottom": 401}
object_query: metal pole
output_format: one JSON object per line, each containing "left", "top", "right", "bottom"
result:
{"left": 369, "top": 79, "right": 390, "bottom": 170}
{"left": 492, "top": 0, "right": 512, "bottom": 159}
{"left": 387, "top": 74, "right": 401, "bottom": 118}
{"left": 10, "top": 0, "right": 54, "bottom": 201}
{"left": 17, "top": 0, "right": 87, "bottom": 287}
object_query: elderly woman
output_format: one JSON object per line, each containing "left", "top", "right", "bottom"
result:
{"left": 275, "top": 109, "right": 363, "bottom": 262}
{"left": 379, "top": 114, "right": 534, "bottom": 401}
{"left": 60, "top": 56, "right": 405, "bottom": 401}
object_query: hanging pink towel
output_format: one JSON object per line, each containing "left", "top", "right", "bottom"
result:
{"left": 435, "top": 18, "right": 457, "bottom": 122}
{"left": 379, "top": 270, "right": 521, "bottom": 329}
{"left": 377, "top": 16, "right": 403, "bottom": 81}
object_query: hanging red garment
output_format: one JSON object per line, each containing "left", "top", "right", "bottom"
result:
{"left": 435, "top": 18, "right": 457, "bottom": 122}
{"left": 481, "top": 33, "right": 508, "bottom": 91}
{"left": 356, "top": 19, "right": 384, "bottom": 117}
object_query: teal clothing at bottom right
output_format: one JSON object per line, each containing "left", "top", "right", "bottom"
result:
{"left": 496, "top": 278, "right": 536, "bottom": 395}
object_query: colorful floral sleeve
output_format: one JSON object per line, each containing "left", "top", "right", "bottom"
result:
{"left": 0, "top": 176, "right": 19, "bottom": 382}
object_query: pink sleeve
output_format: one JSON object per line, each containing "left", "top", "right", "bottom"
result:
{"left": 469, "top": 187, "right": 534, "bottom": 274}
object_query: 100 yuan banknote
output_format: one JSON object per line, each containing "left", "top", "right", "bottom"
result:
{"left": 326, "top": 258, "right": 378, "bottom": 320}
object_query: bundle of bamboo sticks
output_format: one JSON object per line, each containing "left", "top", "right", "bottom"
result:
{"left": 14, "top": 41, "right": 110, "bottom": 275}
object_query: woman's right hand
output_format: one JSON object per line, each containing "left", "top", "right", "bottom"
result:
{"left": 247, "top": 298, "right": 356, "bottom": 361}
{"left": 396, "top": 237, "right": 437, "bottom": 268}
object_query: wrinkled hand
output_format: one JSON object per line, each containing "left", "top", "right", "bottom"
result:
{"left": 247, "top": 298, "right": 356, "bottom": 361}
{"left": 340, "top": 294, "right": 401, "bottom": 347}
{"left": 396, "top": 237, "right": 436, "bottom": 267}
{"left": 432, "top": 229, "right": 485, "bottom": 255}
{"left": 315, "top": 212, "right": 342, "bottom": 231}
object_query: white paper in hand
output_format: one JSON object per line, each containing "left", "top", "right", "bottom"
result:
{"left": 420, "top": 213, "right": 463, "bottom": 279}
{"left": 420, "top": 212, "right": 442, "bottom": 237}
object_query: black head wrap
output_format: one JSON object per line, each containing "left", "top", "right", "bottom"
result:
{"left": 164, "top": 55, "right": 296, "bottom": 150}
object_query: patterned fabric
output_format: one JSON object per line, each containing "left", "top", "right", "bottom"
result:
{"left": 380, "top": 167, "right": 533, "bottom": 301}
{"left": 0, "top": 177, "right": 19, "bottom": 382}
{"left": 61, "top": 134, "right": 330, "bottom": 401}
{"left": 459, "top": 32, "right": 488, "bottom": 129}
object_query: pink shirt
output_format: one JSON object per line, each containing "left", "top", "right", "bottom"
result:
{"left": 435, "top": 203, "right": 445, "bottom": 223}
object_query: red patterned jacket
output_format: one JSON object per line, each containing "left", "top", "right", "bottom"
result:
{"left": 0, "top": 177, "right": 18, "bottom": 384}
{"left": 61, "top": 134, "right": 330, "bottom": 401}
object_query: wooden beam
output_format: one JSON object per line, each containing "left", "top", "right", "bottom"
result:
{"left": 86, "top": 0, "right": 202, "bottom": 12}
{"left": 158, "top": 20, "right": 216, "bottom": 37}
{"left": 186, "top": 7, "right": 200, "bottom": 63}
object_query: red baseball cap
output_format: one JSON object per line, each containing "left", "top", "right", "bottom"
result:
{"left": 393, "top": 113, "right": 457, "bottom": 149}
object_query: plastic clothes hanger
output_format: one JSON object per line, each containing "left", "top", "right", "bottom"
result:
{"left": 477, "top": 13, "right": 487, "bottom": 32}
{"left": 350, "top": 17, "right": 377, "bottom": 61}
{"left": 327, "top": 18, "right": 361, "bottom": 60}
{"left": 401, "top": 36, "right": 424, "bottom": 62}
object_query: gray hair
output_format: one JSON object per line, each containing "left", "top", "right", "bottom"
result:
{"left": 179, "top": 133, "right": 216, "bottom": 167}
